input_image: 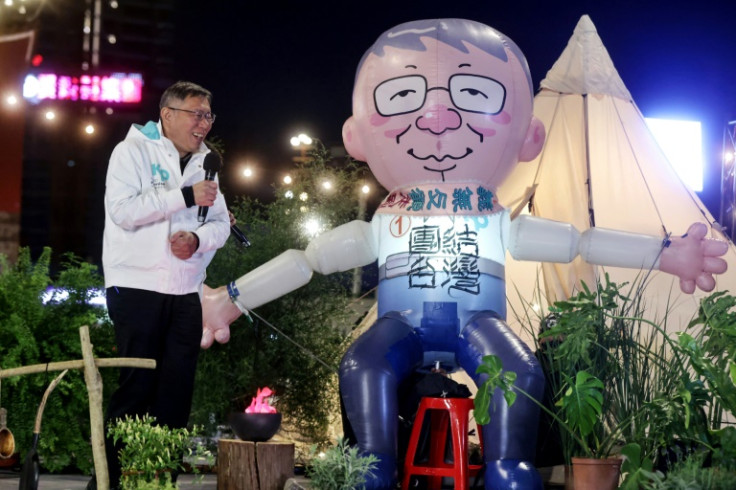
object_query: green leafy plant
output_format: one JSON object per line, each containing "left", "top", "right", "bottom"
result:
{"left": 0, "top": 247, "right": 115, "bottom": 473}
{"left": 503, "top": 274, "right": 736, "bottom": 482}
{"left": 478, "top": 278, "right": 658, "bottom": 460}
{"left": 107, "top": 415, "right": 211, "bottom": 490}
{"left": 653, "top": 291, "right": 736, "bottom": 476}
{"left": 619, "top": 442, "right": 664, "bottom": 490}
{"left": 525, "top": 276, "right": 695, "bottom": 461}
{"left": 556, "top": 371, "right": 607, "bottom": 457}
{"left": 653, "top": 450, "right": 736, "bottom": 489}
{"left": 306, "top": 437, "right": 378, "bottom": 490}
{"left": 679, "top": 292, "right": 736, "bottom": 426}
{"left": 474, "top": 354, "right": 630, "bottom": 459}
{"left": 473, "top": 354, "right": 517, "bottom": 425}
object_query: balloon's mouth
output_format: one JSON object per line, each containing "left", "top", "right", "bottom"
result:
{"left": 407, "top": 147, "right": 473, "bottom": 162}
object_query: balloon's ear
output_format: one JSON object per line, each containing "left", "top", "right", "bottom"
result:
{"left": 518, "top": 116, "right": 546, "bottom": 162}
{"left": 342, "top": 116, "right": 366, "bottom": 162}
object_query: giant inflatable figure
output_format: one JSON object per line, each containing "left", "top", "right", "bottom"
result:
{"left": 202, "top": 19, "right": 728, "bottom": 489}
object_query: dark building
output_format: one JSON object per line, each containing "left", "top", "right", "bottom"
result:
{"left": 8, "top": 0, "right": 176, "bottom": 271}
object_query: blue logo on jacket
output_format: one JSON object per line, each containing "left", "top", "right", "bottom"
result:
{"left": 151, "top": 163, "right": 170, "bottom": 188}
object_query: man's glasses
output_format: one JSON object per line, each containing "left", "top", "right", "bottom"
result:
{"left": 167, "top": 107, "right": 216, "bottom": 124}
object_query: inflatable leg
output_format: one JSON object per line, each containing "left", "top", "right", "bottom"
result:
{"left": 339, "top": 312, "right": 423, "bottom": 489}
{"left": 457, "top": 311, "right": 545, "bottom": 490}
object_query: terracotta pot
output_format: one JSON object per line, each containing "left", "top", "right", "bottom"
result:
{"left": 564, "top": 464, "right": 574, "bottom": 490}
{"left": 571, "top": 457, "right": 622, "bottom": 490}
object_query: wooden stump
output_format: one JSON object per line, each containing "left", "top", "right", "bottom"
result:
{"left": 218, "top": 439, "right": 294, "bottom": 490}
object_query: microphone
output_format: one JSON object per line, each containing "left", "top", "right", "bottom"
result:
{"left": 197, "top": 151, "right": 223, "bottom": 223}
{"left": 230, "top": 224, "right": 251, "bottom": 248}
{"left": 197, "top": 149, "right": 252, "bottom": 248}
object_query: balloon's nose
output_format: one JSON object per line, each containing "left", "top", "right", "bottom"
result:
{"left": 416, "top": 104, "right": 462, "bottom": 135}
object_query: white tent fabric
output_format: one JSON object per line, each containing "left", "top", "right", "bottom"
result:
{"left": 498, "top": 15, "right": 736, "bottom": 343}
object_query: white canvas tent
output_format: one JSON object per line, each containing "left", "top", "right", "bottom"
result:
{"left": 499, "top": 14, "right": 736, "bottom": 342}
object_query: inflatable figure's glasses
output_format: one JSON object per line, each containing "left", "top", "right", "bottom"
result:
{"left": 374, "top": 74, "right": 506, "bottom": 117}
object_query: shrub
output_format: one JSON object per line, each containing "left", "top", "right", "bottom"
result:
{"left": 306, "top": 437, "right": 378, "bottom": 490}
{"left": 0, "top": 247, "right": 115, "bottom": 473}
{"left": 108, "top": 414, "right": 211, "bottom": 490}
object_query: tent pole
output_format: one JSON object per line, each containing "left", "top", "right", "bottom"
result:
{"left": 583, "top": 94, "right": 595, "bottom": 228}
{"left": 720, "top": 122, "right": 736, "bottom": 242}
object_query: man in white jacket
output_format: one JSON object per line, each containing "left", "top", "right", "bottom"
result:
{"left": 101, "top": 80, "right": 229, "bottom": 488}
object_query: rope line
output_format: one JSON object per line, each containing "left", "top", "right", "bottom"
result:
{"left": 248, "top": 309, "right": 339, "bottom": 374}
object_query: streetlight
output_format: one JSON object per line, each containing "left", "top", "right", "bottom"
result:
{"left": 283, "top": 175, "right": 292, "bottom": 185}
{"left": 290, "top": 133, "right": 312, "bottom": 147}
{"left": 4, "top": 93, "right": 19, "bottom": 107}
{"left": 290, "top": 133, "right": 313, "bottom": 163}
{"left": 84, "top": 124, "right": 95, "bottom": 135}
{"left": 303, "top": 217, "right": 323, "bottom": 238}
{"left": 242, "top": 167, "right": 254, "bottom": 179}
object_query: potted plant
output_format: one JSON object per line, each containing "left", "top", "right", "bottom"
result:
{"left": 107, "top": 415, "right": 212, "bottom": 490}
{"left": 478, "top": 278, "right": 736, "bottom": 489}
{"left": 475, "top": 356, "right": 626, "bottom": 490}
{"left": 478, "top": 277, "right": 686, "bottom": 488}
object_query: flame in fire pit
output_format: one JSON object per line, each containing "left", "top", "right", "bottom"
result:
{"left": 245, "top": 386, "right": 277, "bottom": 414}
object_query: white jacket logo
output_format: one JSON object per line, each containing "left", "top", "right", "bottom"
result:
{"left": 151, "top": 163, "right": 170, "bottom": 188}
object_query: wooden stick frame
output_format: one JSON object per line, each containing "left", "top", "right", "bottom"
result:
{"left": 0, "top": 326, "right": 156, "bottom": 490}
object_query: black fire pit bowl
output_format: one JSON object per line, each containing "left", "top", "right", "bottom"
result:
{"left": 229, "top": 412, "right": 282, "bottom": 442}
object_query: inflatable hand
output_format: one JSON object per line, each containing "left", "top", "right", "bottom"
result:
{"left": 201, "top": 284, "right": 242, "bottom": 348}
{"left": 659, "top": 223, "right": 728, "bottom": 293}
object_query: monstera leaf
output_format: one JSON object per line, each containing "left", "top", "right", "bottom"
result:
{"left": 473, "top": 354, "right": 518, "bottom": 425}
{"left": 558, "top": 371, "right": 604, "bottom": 442}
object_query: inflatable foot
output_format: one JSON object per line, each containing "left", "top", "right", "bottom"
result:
{"left": 362, "top": 452, "right": 396, "bottom": 490}
{"left": 485, "top": 459, "right": 543, "bottom": 490}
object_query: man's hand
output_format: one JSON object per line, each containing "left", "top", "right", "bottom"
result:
{"left": 193, "top": 180, "right": 218, "bottom": 207}
{"left": 660, "top": 222, "right": 729, "bottom": 293}
{"left": 170, "top": 231, "right": 199, "bottom": 260}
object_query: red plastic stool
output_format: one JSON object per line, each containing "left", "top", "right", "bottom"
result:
{"left": 401, "top": 397, "right": 484, "bottom": 490}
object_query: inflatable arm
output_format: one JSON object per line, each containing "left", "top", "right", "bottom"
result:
{"left": 201, "top": 220, "right": 377, "bottom": 348}
{"left": 508, "top": 216, "right": 727, "bottom": 293}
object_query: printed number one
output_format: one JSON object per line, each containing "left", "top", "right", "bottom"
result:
{"left": 390, "top": 215, "right": 409, "bottom": 237}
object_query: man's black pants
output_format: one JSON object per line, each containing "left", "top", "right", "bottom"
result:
{"left": 103, "top": 287, "right": 202, "bottom": 487}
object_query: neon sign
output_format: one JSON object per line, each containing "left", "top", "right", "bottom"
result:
{"left": 23, "top": 72, "right": 143, "bottom": 104}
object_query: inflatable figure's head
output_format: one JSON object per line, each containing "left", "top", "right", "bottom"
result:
{"left": 343, "top": 19, "right": 545, "bottom": 193}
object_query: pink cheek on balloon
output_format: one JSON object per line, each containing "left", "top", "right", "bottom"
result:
{"left": 344, "top": 128, "right": 353, "bottom": 143}
{"left": 472, "top": 126, "right": 497, "bottom": 138}
{"left": 384, "top": 127, "right": 408, "bottom": 139}
{"left": 370, "top": 113, "right": 390, "bottom": 127}
{"left": 491, "top": 111, "right": 512, "bottom": 125}
{"left": 470, "top": 112, "right": 512, "bottom": 139}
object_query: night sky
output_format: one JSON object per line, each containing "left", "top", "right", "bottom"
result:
{"left": 171, "top": 1, "right": 736, "bottom": 216}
